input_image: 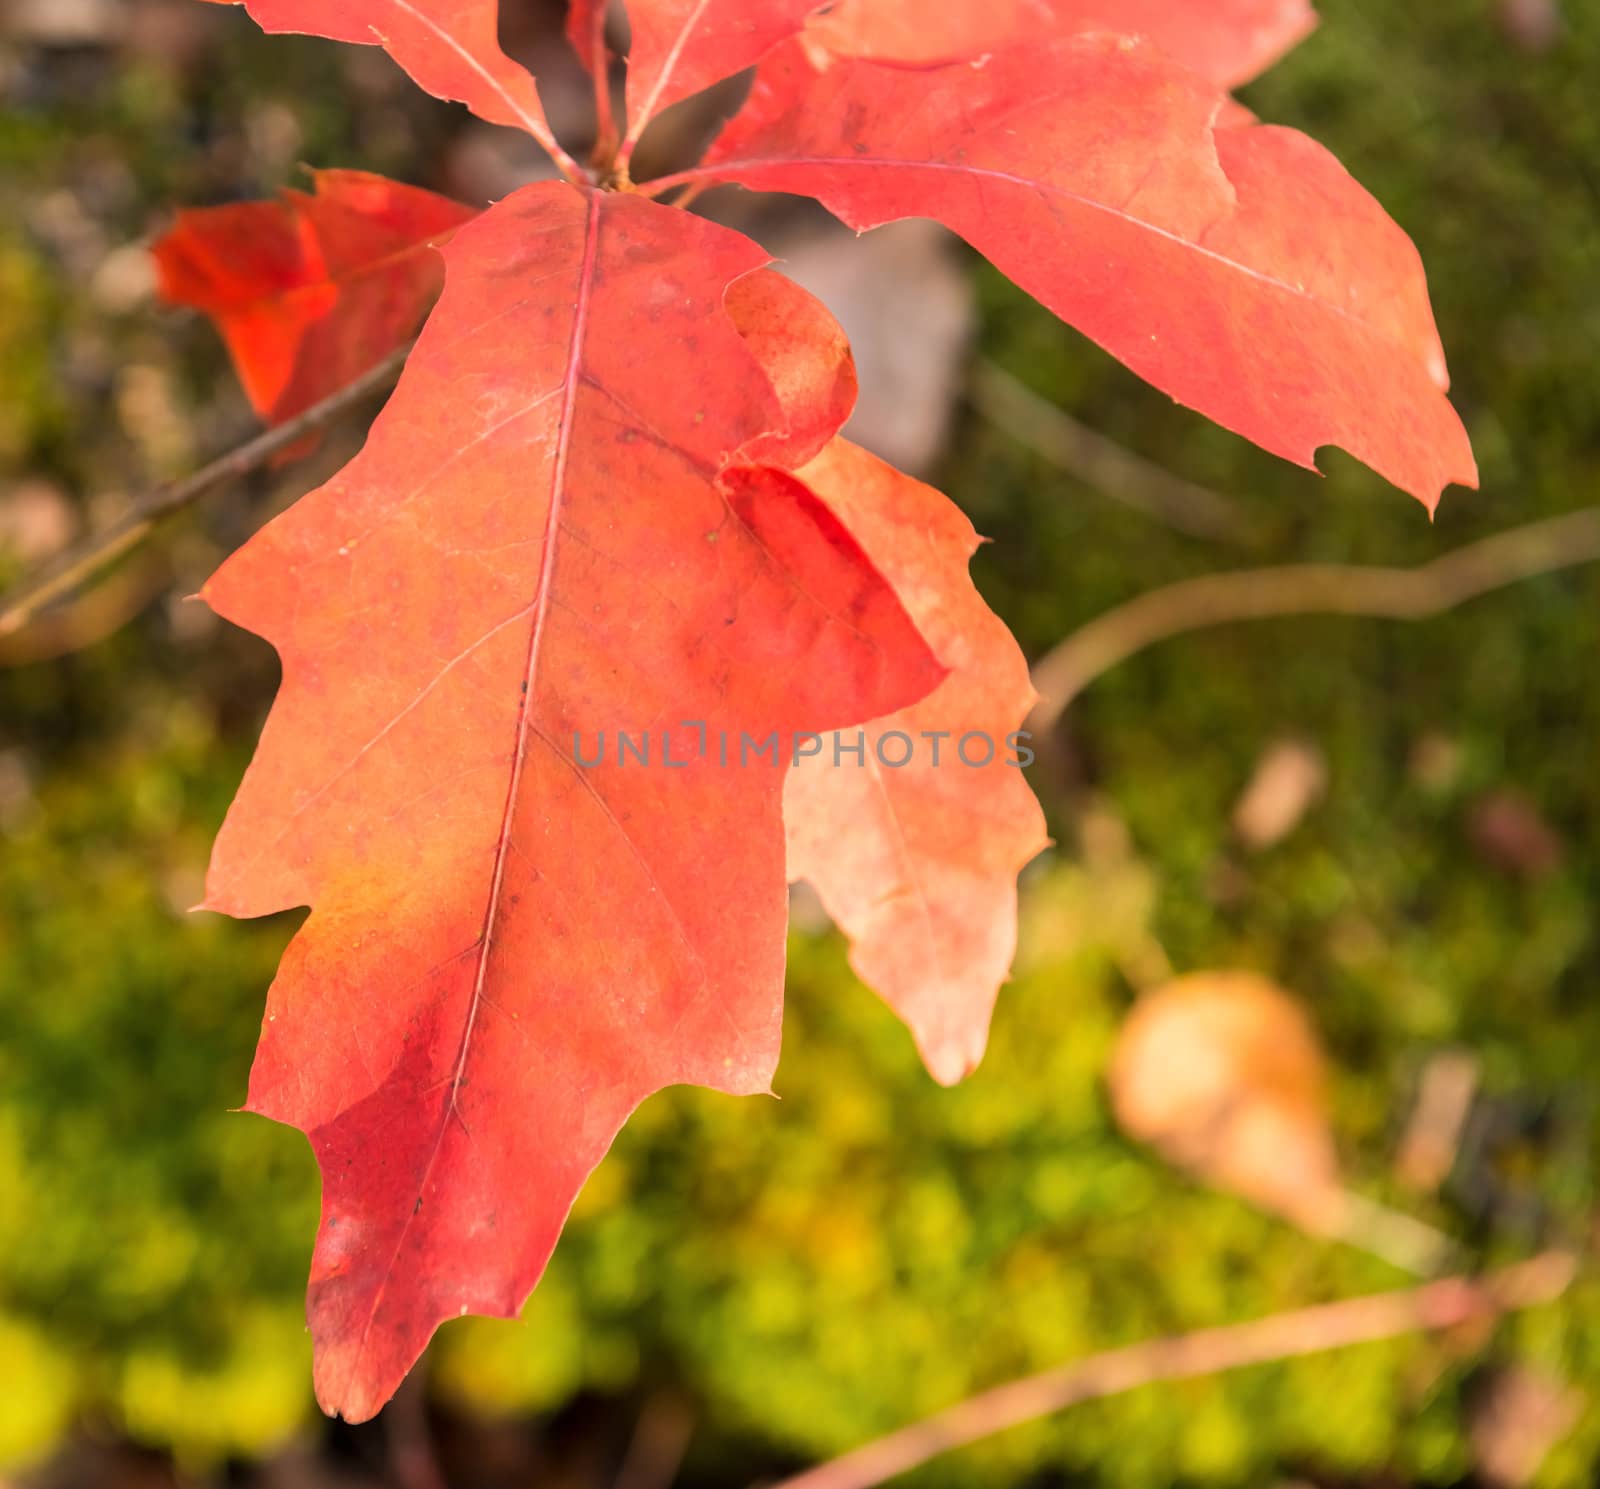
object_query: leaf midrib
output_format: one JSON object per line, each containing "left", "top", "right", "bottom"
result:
{"left": 339, "top": 188, "right": 605, "bottom": 1393}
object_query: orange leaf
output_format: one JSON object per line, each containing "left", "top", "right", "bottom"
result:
{"left": 566, "top": 0, "right": 608, "bottom": 75}
{"left": 153, "top": 170, "right": 476, "bottom": 425}
{"left": 231, "top": 0, "right": 554, "bottom": 140}
{"left": 725, "top": 266, "right": 860, "bottom": 468}
{"left": 620, "top": 0, "right": 828, "bottom": 145}
{"left": 693, "top": 33, "right": 1476, "bottom": 510}
{"left": 785, "top": 440, "right": 1050, "bottom": 1084}
{"left": 200, "top": 182, "right": 942, "bottom": 1421}
{"left": 1109, "top": 971, "right": 1342, "bottom": 1223}
{"left": 806, "top": 0, "right": 1317, "bottom": 87}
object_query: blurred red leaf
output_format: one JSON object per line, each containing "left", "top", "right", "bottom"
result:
{"left": 1468, "top": 789, "right": 1564, "bottom": 879}
{"left": 153, "top": 170, "right": 476, "bottom": 425}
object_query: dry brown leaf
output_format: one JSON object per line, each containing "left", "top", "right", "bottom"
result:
{"left": 1111, "top": 971, "right": 1454, "bottom": 1273}
{"left": 1469, "top": 790, "right": 1564, "bottom": 879}
{"left": 1395, "top": 1049, "right": 1479, "bottom": 1193}
{"left": 1497, "top": 0, "right": 1563, "bottom": 51}
{"left": 1232, "top": 737, "right": 1327, "bottom": 850}
{"left": 1470, "top": 1366, "right": 1584, "bottom": 1488}
{"left": 1108, "top": 970, "right": 1344, "bottom": 1229}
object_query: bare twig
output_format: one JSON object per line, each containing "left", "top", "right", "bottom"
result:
{"left": 0, "top": 341, "right": 413, "bottom": 639}
{"left": 0, "top": 550, "right": 171, "bottom": 667}
{"left": 1029, "top": 507, "right": 1600, "bottom": 735}
{"left": 971, "top": 360, "right": 1251, "bottom": 544}
{"left": 766, "top": 1252, "right": 1577, "bottom": 1489}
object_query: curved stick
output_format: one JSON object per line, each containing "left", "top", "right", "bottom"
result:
{"left": 1029, "top": 508, "right": 1600, "bottom": 734}
{"left": 0, "top": 341, "right": 413, "bottom": 639}
{"left": 769, "top": 1252, "right": 1576, "bottom": 1489}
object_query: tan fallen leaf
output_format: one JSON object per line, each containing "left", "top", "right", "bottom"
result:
{"left": 1470, "top": 1366, "right": 1584, "bottom": 1488}
{"left": 1232, "top": 738, "right": 1327, "bottom": 850}
{"left": 1110, "top": 971, "right": 1452, "bottom": 1273}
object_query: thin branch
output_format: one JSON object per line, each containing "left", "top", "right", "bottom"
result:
{"left": 665, "top": 179, "right": 714, "bottom": 214}
{"left": 0, "top": 340, "right": 414, "bottom": 639}
{"left": 0, "top": 551, "right": 171, "bottom": 667}
{"left": 636, "top": 164, "right": 721, "bottom": 199}
{"left": 971, "top": 360, "right": 1251, "bottom": 545}
{"left": 545, "top": 135, "right": 595, "bottom": 189}
{"left": 766, "top": 1251, "right": 1577, "bottom": 1489}
{"left": 1029, "top": 507, "right": 1600, "bottom": 734}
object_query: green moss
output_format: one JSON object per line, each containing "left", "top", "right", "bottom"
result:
{"left": 0, "top": 706, "right": 315, "bottom": 1465}
{"left": 0, "top": 238, "right": 65, "bottom": 465}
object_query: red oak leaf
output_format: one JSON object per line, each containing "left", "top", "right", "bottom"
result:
{"left": 200, "top": 182, "right": 943, "bottom": 1421}
{"left": 153, "top": 170, "right": 476, "bottom": 425}
{"left": 682, "top": 31, "right": 1477, "bottom": 510}
{"left": 615, "top": 0, "right": 828, "bottom": 159}
{"left": 725, "top": 266, "right": 859, "bottom": 469}
{"left": 722, "top": 278, "right": 1047, "bottom": 1082}
{"left": 786, "top": 440, "right": 1050, "bottom": 1086}
{"left": 804, "top": 0, "right": 1317, "bottom": 88}
{"left": 217, "top": 0, "right": 561, "bottom": 154}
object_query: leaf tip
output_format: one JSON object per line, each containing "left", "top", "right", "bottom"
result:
{"left": 918, "top": 1024, "right": 991, "bottom": 1087}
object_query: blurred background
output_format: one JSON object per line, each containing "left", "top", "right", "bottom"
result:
{"left": 1, "top": 1, "right": 1597, "bottom": 1485}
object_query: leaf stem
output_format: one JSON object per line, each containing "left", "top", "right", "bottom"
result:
{"left": 542, "top": 131, "right": 594, "bottom": 188}
{"left": 637, "top": 165, "right": 717, "bottom": 199}
{"left": 664, "top": 180, "right": 713, "bottom": 212}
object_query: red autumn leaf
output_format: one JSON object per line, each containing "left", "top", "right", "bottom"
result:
{"left": 724, "top": 269, "right": 1046, "bottom": 1082}
{"left": 725, "top": 266, "right": 860, "bottom": 469}
{"left": 785, "top": 440, "right": 1050, "bottom": 1085}
{"left": 199, "top": 181, "right": 943, "bottom": 1421}
{"left": 678, "top": 31, "right": 1476, "bottom": 509}
{"left": 566, "top": 0, "right": 608, "bottom": 75}
{"left": 219, "top": 0, "right": 560, "bottom": 152}
{"left": 804, "top": 0, "right": 1317, "bottom": 88}
{"left": 153, "top": 170, "right": 476, "bottom": 426}
{"left": 616, "top": 0, "right": 826, "bottom": 159}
